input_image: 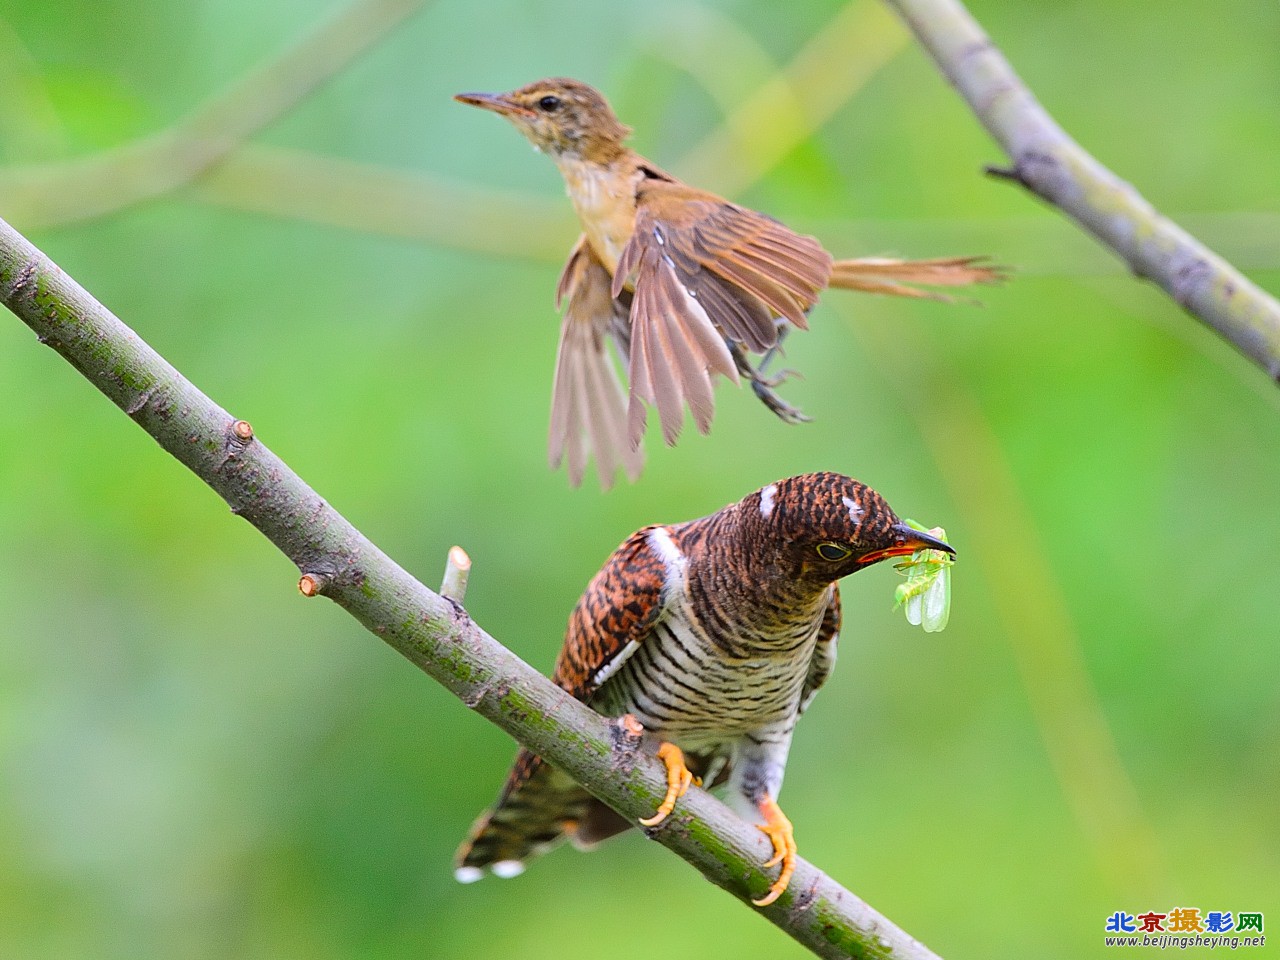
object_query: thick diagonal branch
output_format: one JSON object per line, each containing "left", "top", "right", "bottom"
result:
{"left": 885, "top": 0, "right": 1280, "bottom": 381}
{"left": 0, "top": 216, "right": 939, "bottom": 960}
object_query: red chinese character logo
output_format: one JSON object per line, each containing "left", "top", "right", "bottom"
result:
{"left": 1136, "top": 912, "right": 1167, "bottom": 933}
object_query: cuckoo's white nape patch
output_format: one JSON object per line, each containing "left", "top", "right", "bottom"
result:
{"left": 647, "top": 525, "right": 687, "bottom": 581}
{"left": 760, "top": 483, "right": 778, "bottom": 519}
{"left": 842, "top": 496, "right": 864, "bottom": 523}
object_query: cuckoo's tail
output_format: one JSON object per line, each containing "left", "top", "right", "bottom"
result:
{"left": 455, "top": 748, "right": 627, "bottom": 881}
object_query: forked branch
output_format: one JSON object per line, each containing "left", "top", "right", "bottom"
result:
{"left": 885, "top": 0, "right": 1280, "bottom": 381}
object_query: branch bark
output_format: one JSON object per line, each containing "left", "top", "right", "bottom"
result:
{"left": 0, "top": 215, "right": 940, "bottom": 960}
{"left": 884, "top": 0, "right": 1280, "bottom": 382}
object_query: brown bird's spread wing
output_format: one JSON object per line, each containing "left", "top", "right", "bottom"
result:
{"left": 550, "top": 237, "right": 644, "bottom": 489}
{"left": 612, "top": 179, "right": 833, "bottom": 447}
{"left": 800, "top": 585, "right": 841, "bottom": 714}
{"left": 552, "top": 527, "right": 667, "bottom": 702}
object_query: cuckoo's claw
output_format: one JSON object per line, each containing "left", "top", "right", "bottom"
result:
{"left": 752, "top": 795, "right": 797, "bottom": 907}
{"left": 639, "top": 741, "right": 693, "bottom": 827}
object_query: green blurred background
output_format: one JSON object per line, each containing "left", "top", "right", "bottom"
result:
{"left": 1, "top": 0, "right": 1277, "bottom": 957}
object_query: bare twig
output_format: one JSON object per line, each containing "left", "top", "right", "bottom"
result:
{"left": 884, "top": 0, "right": 1280, "bottom": 381}
{"left": 0, "top": 215, "right": 941, "bottom": 960}
{"left": 440, "top": 546, "right": 472, "bottom": 604}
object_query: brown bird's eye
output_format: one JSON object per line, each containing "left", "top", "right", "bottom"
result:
{"left": 815, "top": 542, "right": 850, "bottom": 562}
{"left": 538, "top": 95, "right": 562, "bottom": 112}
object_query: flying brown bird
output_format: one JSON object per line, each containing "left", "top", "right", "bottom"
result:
{"left": 456, "top": 78, "right": 1001, "bottom": 488}
{"left": 454, "top": 472, "right": 955, "bottom": 907}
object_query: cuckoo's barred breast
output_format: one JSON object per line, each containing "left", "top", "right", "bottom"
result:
{"left": 592, "top": 521, "right": 834, "bottom": 751}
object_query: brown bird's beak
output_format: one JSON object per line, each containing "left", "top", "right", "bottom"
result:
{"left": 454, "top": 91, "right": 534, "bottom": 118}
{"left": 857, "top": 522, "right": 956, "bottom": 567}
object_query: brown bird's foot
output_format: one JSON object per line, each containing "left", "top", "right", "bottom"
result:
{"left": 754, "top": 334, "right": 794, "bottom": 381}
{"left": 752, "top": 367, "right": 799, "bottom": 390}
{"left": 750, "top": 377, "right": 812, "bottom": 425}
{"left": 751, "top": 794, "right": 798, "bottom": 907}
{"left": 639, "top": 741, "right": 695, "bottom": 827}
{"left": 729, "top": 340, "right": 812, "bottom": 425}
{"left": 750, "top": 328, "right": 807, "bottom": 392}
{"left": 751, "top": 344, "right": 802, "bottom": 390}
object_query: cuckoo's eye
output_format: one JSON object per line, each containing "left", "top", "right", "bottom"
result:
{"left": 537, "top": 95, "right": 562, "bottom": 112}
{"left": 815, "top": 542, "right": 851, "bottom": 562}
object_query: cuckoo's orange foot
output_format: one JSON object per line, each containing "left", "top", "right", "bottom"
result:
{"left": 638, "top": 741, "right": 693, "bottom": 827}
{"left": 752, "top": 795, "right": 797, "bottom": 907}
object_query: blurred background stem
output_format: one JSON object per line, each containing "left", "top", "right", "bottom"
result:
{"left": 0, "top": 0, "right": 427, "bottom": 227}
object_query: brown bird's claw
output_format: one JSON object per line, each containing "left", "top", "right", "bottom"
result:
{"left": 754, "top": 338, "right": 792, "bottom": 377}
{"left": 755, "top": 367, "right": 803, "bottom": 390}
{"left": 750, "top": 379, "right": 812, "bottom": 424}
{"left": 751, "top": 795, "right": 798, "bottom": 907}
{"left": 639, "top": 741, "right": 693, "bottom": 827}
{"left": 729, "top": 341, "right": 812, "bottom": 425}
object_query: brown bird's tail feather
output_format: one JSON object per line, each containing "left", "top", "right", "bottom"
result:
{"left": 828, "top": 256, "right": 1006, "bottom": 302}
{"left": 454, "top": 749, "right": 604, "bottom": 881}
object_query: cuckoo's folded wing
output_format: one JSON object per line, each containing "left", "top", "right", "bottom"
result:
{"left": 551, "top": 526, "right": 667, "bottom": 702}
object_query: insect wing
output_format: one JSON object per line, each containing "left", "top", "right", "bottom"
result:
{"left": 921, "top": 563, "right": 951, "bottom": 632}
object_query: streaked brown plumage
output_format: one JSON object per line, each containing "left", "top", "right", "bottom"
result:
{"left": 456, "top": 78, "right": 1002, "bottom": 488}
{"left": 454, "top": 472, "right": 954, "bottom": 906}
